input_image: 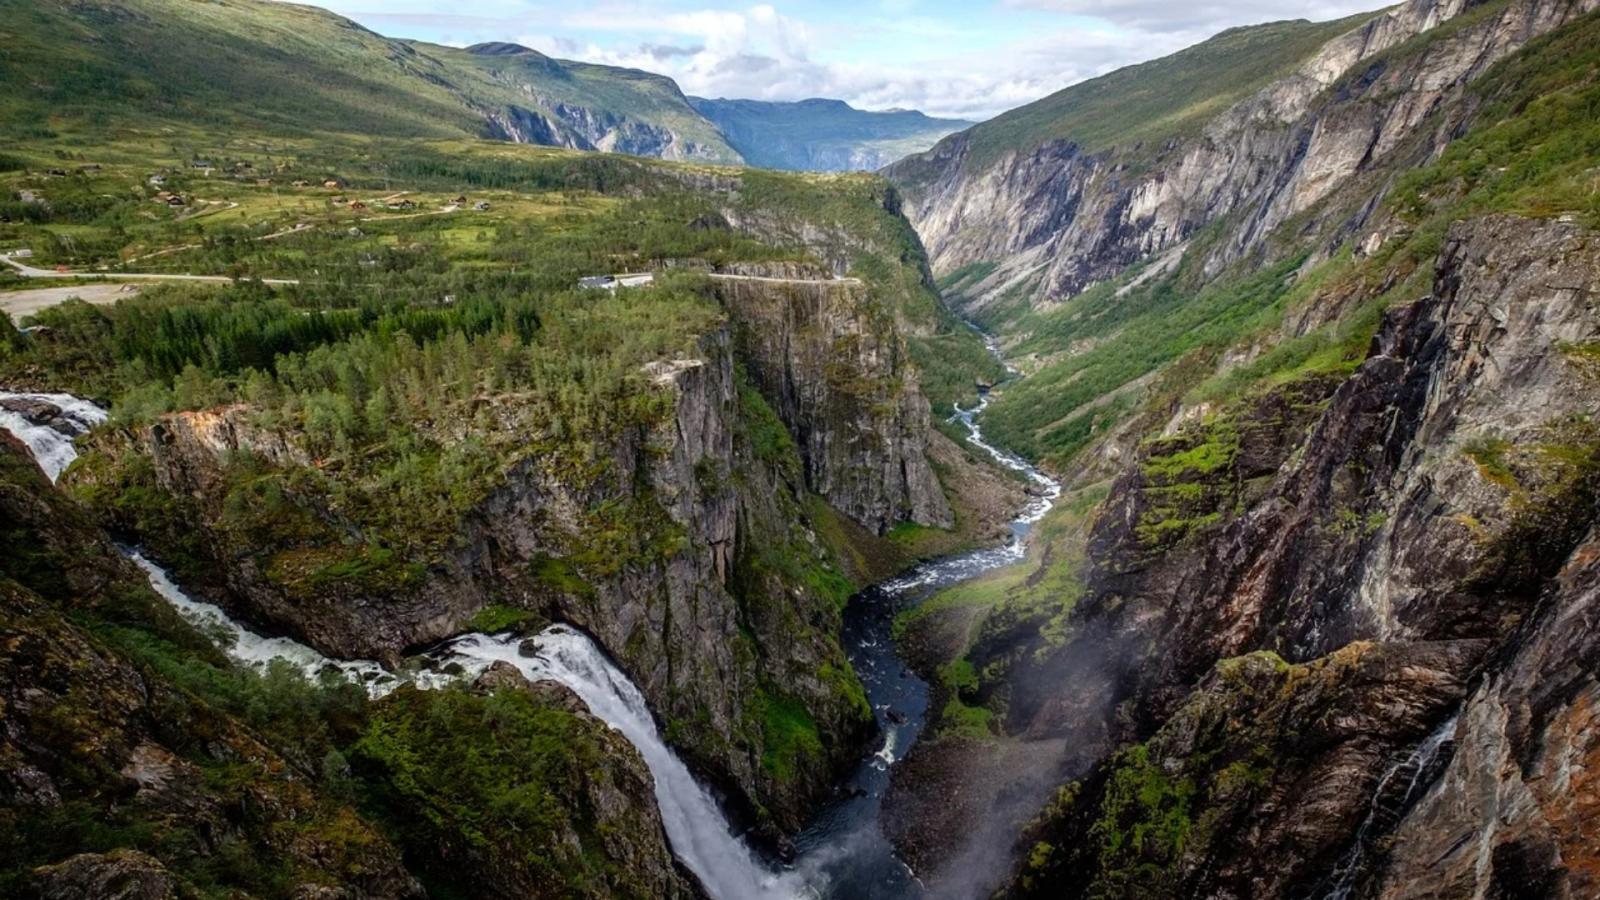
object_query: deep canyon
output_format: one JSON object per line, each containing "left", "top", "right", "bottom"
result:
{"left": 3, "top": 0, "right": 1600, "bottom": 896}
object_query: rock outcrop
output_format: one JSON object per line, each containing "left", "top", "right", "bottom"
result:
{"left": 715, "top": 273, "right": 953, "bottom": 533}
{"left": 1375, "top": 528, "right": 1600, "bottom": 900}
{"left": 484, "top": 103, "right": 723, "bottom": 163}
{"left": 30, "top": 850, "right": 181, "bottom": 900}
{"left": 1008, "top": 642, "right": 1483, "bottom": 899}
{"left": 468, "top": 42, "right": 739, "bottom": 164}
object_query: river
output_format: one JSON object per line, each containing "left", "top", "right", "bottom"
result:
{"left": 1, "top": 382, "right": 1059, "bottom": 900}
{"left": 787, "top": 393, "right": 1059, "bottom": 898}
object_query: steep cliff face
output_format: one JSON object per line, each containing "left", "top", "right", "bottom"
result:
{"left": 483, "top": 101, "right": 726, "bottom": 163}
{"left": 1038, "top": 216, "right": 1600, "bottom": 738}
{"left": 485, "top": 105, "right": 670, "bottom": 158}
{"left": 465, "top": 43, "right": 741, "bottom": 164}
{"left": 1008, "top": 642, "right": 1483, "bottom": 899}
{"left": 715, "top": 274, "right": 952, "bottom": 533}
{"left": 889, "top": 0, "right": 1599, "bottom": 319}
{"left": 1376, "top": 529, "right": 1600, "bottom": 900}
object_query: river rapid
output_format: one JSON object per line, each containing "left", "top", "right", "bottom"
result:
{"left": 1, "top": 380, "right": 1059, "bottom": 900}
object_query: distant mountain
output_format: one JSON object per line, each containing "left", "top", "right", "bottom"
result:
{"left": 689, "top": 97, "right": 973, "bottom": 171}
{"left": 456, "top": 42, "right": 739, "bottom": 163}
{"left": 1, "top": 0, "right": 742, "bottom": 164}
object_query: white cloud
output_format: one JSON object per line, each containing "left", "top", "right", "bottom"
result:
{"left": 320, "top": 0, "right": 1385, "bottom": 120}
{"left": 1003, "top": 0, "right": 1374, "bottom": 32}
{"left": 524, "top": 5, "right": 1207, "bottom": 119}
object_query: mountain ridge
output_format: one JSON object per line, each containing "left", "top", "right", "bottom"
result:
{"left": 691, "top": 96, "right": 973, "bottom": 171}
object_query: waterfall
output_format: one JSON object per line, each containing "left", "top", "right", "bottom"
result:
{"left": 421, "top": 631, "right": 805, "bottom": 899}
{"left": 0, "top": 391, "right": 108, "bottom": 482}
{"left": 1320, "top": 713, "right": 1459, "bottom": 900}
{"left": 0, "top": 389, "right": 797, "bottom": 900}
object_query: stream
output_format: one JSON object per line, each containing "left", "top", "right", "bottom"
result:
{"left": 1, "top": 379, "right": 1060, "bottom": 900}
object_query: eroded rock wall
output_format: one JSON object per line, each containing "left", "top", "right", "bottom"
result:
{"left": 890, "top": 0, "right": 1600, "bottom": 315}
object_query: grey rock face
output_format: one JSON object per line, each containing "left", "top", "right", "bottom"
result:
{"left": 890, "top": 0, "right": 1600, "bottom": 316}
{"left": 1022, "top": 214, "right": 1600, "bottom": 733}
{"left": 31, "top": 850, "right": 179, "bottom": 900}
{"left": 485, "top": 103, "right": 721, "bottom": 163}
{"left": 912, "top": 215, "right": 1600, "bottom": 897}
{"left": 1376, "top": 534, "right": 1600, "bottom": 899}
{"left": 715, "top": 273, "right": 953, "bottom": 533}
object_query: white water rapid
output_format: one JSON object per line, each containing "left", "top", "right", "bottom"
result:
{"left": 876, "top": 393, "right": 1061, "bottom": 595}
{"left": 0, "top": 391, "right": 108, "bottom": 482}
{"left": 2, "top": 374, "right": 1061, "bottom": 900}
{"left": 128, "top": 549, "right": 397, "bottom": 691}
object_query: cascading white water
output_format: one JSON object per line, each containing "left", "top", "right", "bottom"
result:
{"left": 421, "top": 630, "right": 806, "bottom": 899}
{"left": 128, "top": 549, "right": 397, "bottom": 692}
{"left": 0, "top": 391, "right": 108, "bottom": 482}
{"left": 0, "top": 388, "right": 800, "bottom": 900}
{"left": 1322, "top": 714, "right": 1460, "bottom": 900}
{"left": 2, "top": 377, "right": 1061, "bottom": 900}
{"left": 0, "top": 390, "right": 397, "bottom": 691}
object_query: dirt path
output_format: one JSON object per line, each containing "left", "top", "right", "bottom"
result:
{"left": 1, "top": 253, "right": 299, "bottom": 286}
{"left": 0, "top": 283, "right": 139, "bottom": 321}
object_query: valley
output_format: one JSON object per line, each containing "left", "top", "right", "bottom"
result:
{"left": 4, "top": 0, "right": 1600, "bottom": 897}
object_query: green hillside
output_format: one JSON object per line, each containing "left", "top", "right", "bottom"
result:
{"left": 899, "top": 12, "right": 1373, "bottom": 179}
{"left": 976, "top": 0, "right": 1600, "bottom": 468}
{"left": 0, "top": 0, "right": 740, "bottom": 162}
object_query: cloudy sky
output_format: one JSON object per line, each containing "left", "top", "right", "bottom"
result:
{"left": 305, "top": 0, "right": 1387, "bottom": 120}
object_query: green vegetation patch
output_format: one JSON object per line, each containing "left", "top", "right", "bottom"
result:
{"left": 349, "top": 685, "right": 627, "bottom": 898}
{"left": 1135, "top": 416, "right": 1239, "bottom": 551}
{"left": 754, "top": 689, "right": 825, "bottom": 783}
{"left": 465, "top": 604, "right": 542, "bottom": 634}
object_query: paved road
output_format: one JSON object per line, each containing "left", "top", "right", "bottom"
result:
{"left": 708, "top": 272, "right": 863, "bottom": 285}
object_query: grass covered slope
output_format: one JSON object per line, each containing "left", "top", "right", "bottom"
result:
{"left": 896, "top": 12, "right": 1372, "bottom": 181}
{"left": 974, "top": 0, "right": 1600, "bottom": 469}
{"left": 0, "top": 0, "right": 739, "bottom": 162}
